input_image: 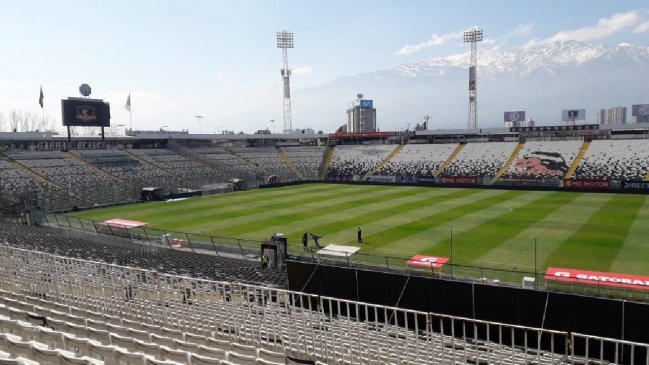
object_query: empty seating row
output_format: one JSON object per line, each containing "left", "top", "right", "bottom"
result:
{"left": 574, "top": 139, "right": 649, "bottom": 181}
{"left": 0, "top": 245, "right": 595, "bottom": 365}
{"left": 377, "top": 144, "right": 457, "bottom": 176}
{"left": 0, "top": 224, "right": 287, "bottom": 289}
{"left": 328, "top": 145, "right": 395, "bottom": 176}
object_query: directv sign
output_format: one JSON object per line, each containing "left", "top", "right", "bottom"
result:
{"left": 61, "top": 98, "right": 111, "bottom": 127}
{"left": 632, "top": 104, "right": 649, "bottom": 116}
{"left": 561, "top": 109, "right": 586, "bottom": 121}
{"left": 632, "top": 104, "right": 649, "bottom": 123}
{"left": 504, "top": 111, "right": 525, "bottom": 122}
{"left": 360, "top": 100, "right": 373, "bottom": 109}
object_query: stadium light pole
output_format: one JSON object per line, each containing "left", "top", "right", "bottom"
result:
{"left": 270, "top": 119, "right": 275, "bottom": 134}
{"left": 277, "top": 30, "right": 294, "bottom": 134}
{"left": 463, "top": 27, "right": 483, "bottom": 130}
{"left": 195, "top": 115, "right": 203, "bottom": 134}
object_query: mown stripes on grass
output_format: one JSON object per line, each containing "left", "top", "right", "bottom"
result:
{"left": 256, "top": 187, "right": 483, "bottom": 246}
{"left": 438, "top": 191, "right": 581, "bottom": 268}
{"left": 542, "top": 194, "right": 646, "bottom": 272}
{"left": 67, "top": 184, "right": 649, "bottom": 276}
{"left": 477, "top": 192, "right": 612, "bottom": 271}
{"left": 210, "top": 187, "right": 438, "bottom": 234}
{"left": 358, "top": 190, "right": 527, "bottom": 252}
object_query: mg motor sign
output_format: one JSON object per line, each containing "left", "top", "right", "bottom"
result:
{"left": 406, "top": 255, "right": 449, "bottom": 269}
{"left": 563, "top": 178, "right": 610, "bottom": 190}
{"left": 546, "top": 267, "right": 649, "bottom": 291}
{"left": 441, "top": 176, "right": 478, "bottom": 185}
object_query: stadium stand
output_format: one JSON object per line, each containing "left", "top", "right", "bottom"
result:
{"left": 0, "top": 224, "right": 286, "bottom": 289}
{"left": 71, "top": 150, "right": 165, "bottom": 182}
{"left": 376, "top": 143, "right": 458, "bottom": 176}
{"left": 280, "top": 146, "right": 325, "bottom": 180}
{"left": 328, "top": 144, "right": 396, "bottom": 177}
{"left": 441, "top": 142, "right": 517, "bottom": 177}
{"left": 0, "top": 241, "right": 643, "bottom": 365}
{"left": 500, "top": 140, "right": 583, "bottom": 181}
{"left": 573, "top": 139, "right": 649, "bottom": 181}
{"left": 229, "top": 147, "right": 298, "bottom": 182}
{"left": 193, "top": 148, "right": 266, "bottom": 178}
{"left": 5, "top": 151, "right": 117, "bottom": 189}
{"left": 127, "top": 149, "right": 220, "bottom": 179}
{"left": 0, "top": 159, "right": 44, "bottom": 196}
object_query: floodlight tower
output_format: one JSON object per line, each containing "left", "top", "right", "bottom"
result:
{"left": 463, "top": 27, "right": 483, "bottom": 130}
{"left": 276, "top": 30, "right": 294, "bottom": 134}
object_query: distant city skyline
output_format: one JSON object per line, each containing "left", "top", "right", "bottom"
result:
{"left": 0, "top": 1, "right": 648, "bottom": 133}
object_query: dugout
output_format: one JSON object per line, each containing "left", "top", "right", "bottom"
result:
{"left": 139, "top": 187, "right": 164, "bottom": 201}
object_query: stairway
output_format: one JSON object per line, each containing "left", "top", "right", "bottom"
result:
{"left": 365, "top": 144, "right": 404, "bottom": 178}
{"left": 64, "top": 151, "right": 122, "bottom": 182}
{"left": 123, "top": 149, "right": 177, "bottom": 177}
{"left": 2, "top": 156, "right": 62, "bottom": 189}
{"left": 492, "top": 142, "right": 525, "bottom": 183}
{"left": 319, "top": 145, "right": 335, "bottom": 180}
{"left": 562, "top": 141, "right": 591, "bottom": 184}
{"left": 166, "top": 140, "right": 222, "bottom": 173}
{"left": 275, "top": 146, "right": 302, "bottom": 180}
{"left": 434, "top": 143, "right": 465, "bottom": 177}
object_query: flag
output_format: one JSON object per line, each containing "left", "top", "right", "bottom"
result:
{"left": 39, "top": 86, "right": 44, "bottom": 108}
{"left": 125, "top": 93, "right": 131, "bottom": 112}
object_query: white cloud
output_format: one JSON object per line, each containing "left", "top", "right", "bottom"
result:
{"left": 396, "top": 31, "right": 461, "bottom": 55}
{"left": 483, "top": 38, "right": 497, "bottom": 46}
{"left": 512, "top": 23, "right": 533, "bottom": 37}
{"left": 524, "top": 10, "right": 643, "bottom": 48}
{"left": 292, "top": 66, "right": 313, "bottom": 76}
{"left": 634, "top": 20, "right": 649, "bottom": 33}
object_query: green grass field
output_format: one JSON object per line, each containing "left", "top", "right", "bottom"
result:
{"left": 68, "top": 183, "right": 649, "bottom": 276}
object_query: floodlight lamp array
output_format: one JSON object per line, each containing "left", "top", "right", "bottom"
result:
{"left": 463, "top": 27, "right": 484, "bottom": 43}
{"left": 276, "top": 31, "right": 294, "bottom": 48}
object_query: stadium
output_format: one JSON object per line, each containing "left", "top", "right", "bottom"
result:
{"left": 3, "top": 2, "right": 649, "bottom": 364}
{"left": 2, "top": 124, "right": 649, "bottom": 365}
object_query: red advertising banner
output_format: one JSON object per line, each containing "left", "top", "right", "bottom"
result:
{"left": 545, "top": 267, "right": 649, "bottom": 291}
{"left": 406, "top": 255, "right": 449, "bottom": 269}
{"left": 563, "top": 179, "right": 610, "bottom": 190}
{"left": 441, "top": 176, "right": 478, "bottom": 185}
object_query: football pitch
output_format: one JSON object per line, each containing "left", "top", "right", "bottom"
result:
{"left": 68, "top": 183, "right": 649, "bottom": 276}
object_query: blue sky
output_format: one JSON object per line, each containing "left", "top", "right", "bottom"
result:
{"left": 0, "top": 0, "right": 648, "bottom": 133}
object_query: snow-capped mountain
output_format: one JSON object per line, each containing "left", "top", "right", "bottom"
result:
{"left": 394, "top": 41, "right": 649, "bottom": 78}
{"left": 291, "top": 41, "right": 649, "bottom": 131}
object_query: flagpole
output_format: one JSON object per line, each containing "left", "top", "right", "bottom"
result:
{"left": 129, "top": 91, "right": 132, "bottom": 131}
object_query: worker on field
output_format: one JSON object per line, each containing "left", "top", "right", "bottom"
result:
{"left": 302, "top": 232, "right": 309, "bottom": 251}
{"left": 357, "top": 226, "right": 363, "bottom": 243}
{"left": 261, "top": 254, "right": 269, "bottom": 269}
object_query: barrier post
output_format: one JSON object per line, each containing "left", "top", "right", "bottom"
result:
{"left": 185, "top": 232, "right": 194, "bottom": 253}
{"left": 210, "top": 236, "right": 220, "bottom": 256}
{"left": 237, "top": 239, "right": 245, "bottom": 259}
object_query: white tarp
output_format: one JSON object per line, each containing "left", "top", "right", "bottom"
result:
{"left": 317, "top": 244, "right": 361, "bottom": 257}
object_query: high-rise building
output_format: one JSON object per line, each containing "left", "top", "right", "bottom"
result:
{"left": 346, "top": 94, "right": 376, "bottom": 133}
{"left": 597, "top": 106, "right": 627, "bottom": 125}
{"left": 596, "top": 109, "right": 606, "bottom": 125}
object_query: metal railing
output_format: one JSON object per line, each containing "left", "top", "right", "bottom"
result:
{"left": 2, "top": 245, "right": 645, "bottom": 364}
{"left": 34, "top": 211, "right": 649, "bottom": 304}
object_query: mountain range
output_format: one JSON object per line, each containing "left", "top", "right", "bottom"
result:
{"left": 290, "top": 40, "right": 649, "bottom": 131}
